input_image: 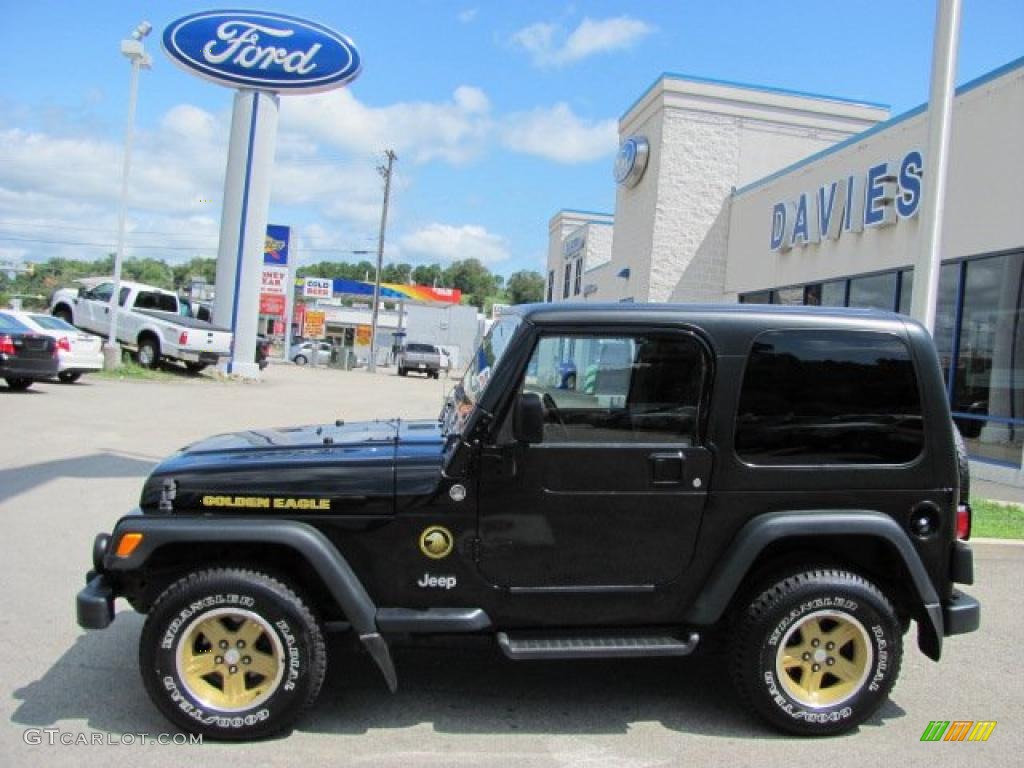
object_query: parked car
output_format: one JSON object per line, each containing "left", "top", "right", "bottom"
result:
{"left": 290, "top": 341, "right": 333, "bottom": 365}
{"left": 0, "top": 311, "right": 59, "bottom": 391}
{"left": 50, "top": 279, "right": 232, "bottom": 371}
{"left": 11, "top": 311, "right": 103, "bottom": 383}
{"left": 396, "top": 342, "right": 442, "bottom": 378}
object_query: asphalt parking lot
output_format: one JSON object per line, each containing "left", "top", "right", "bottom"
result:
{"left": 1, "top": 365, "right": 1022, "bottom": 767}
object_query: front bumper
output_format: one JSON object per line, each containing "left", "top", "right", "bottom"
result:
{"left": 77, "top": 572, "right": 115, "bottom": 629}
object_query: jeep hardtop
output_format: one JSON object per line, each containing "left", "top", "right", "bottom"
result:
{"left": 77, "top": 303, "right": 979, "bottom": 738}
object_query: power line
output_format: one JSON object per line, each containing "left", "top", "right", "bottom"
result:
{"left": 0, "top": 234, "right": 381, "bottom": 254}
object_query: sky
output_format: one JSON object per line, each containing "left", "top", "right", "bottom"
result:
{"left": 1, "top": 1, "right": 1022, "bottom": 278}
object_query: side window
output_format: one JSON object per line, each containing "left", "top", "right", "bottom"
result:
{"left": 522, "top": 334, "right": 705, "bottom": 444}
{"left": 735, "top": 330, "right": 924, "bottom": 465}
{"left": 88, "top": 283, "right": 114, "bottom": 302}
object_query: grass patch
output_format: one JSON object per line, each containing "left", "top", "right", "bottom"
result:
{"left": 969, "top": 497, "right": 1024, "bottom": 540}
{"left": 94, "top": 357, "right": 210, "bottom": 383}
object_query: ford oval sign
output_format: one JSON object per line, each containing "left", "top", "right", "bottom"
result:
{"left": 614, "top": 136, "right": 649, "bottom": 188}
{"left": 163, "top": 11, "right": 361, "bottom": 93}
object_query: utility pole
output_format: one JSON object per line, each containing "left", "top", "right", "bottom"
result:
{"left": 368, "top": 149, "right": 396, "bottom": 373}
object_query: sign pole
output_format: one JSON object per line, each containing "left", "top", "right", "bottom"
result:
{"left": 910, "top": 0, "right": 962, "bottom": 333}
{"left": 212, "top": 89, "right": 280, "bottom": 379}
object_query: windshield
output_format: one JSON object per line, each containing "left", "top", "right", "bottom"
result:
{"left": 443, "top": 314, "right": 522, "bottom": 435}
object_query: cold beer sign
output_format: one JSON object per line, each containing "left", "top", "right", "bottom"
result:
{"left": 770, "top": 150, "right": 923, "bottom": 252}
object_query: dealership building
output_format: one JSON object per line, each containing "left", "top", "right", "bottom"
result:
{"left": 548, "top": 56, "right": 1024, "bottom": 482}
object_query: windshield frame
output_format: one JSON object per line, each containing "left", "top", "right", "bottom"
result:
{"left": 442, "top": 313, "right": 523, "bottom": 437}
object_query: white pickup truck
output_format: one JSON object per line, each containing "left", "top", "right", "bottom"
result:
{"left": 50, "top": 279, "right": 233, "bottom": 371}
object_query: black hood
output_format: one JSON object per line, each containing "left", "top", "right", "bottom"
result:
{"left": 139, "top": 419, "right": 445, "bottom": 516}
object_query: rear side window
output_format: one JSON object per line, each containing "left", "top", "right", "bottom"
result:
{"left": 735, "top": 330, "right": 923, "bottom": 465}
{"left": 134, "top": 292, "right": 178, "bottom": 312}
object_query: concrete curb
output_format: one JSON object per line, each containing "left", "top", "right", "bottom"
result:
{"left": 970, "top": 537, "right": 1024, "bottom": 547}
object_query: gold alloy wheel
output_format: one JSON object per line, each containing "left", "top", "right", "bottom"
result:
{"left": 175, "top": 608, "right": 285, "bottom": 712}
{"left": 775, "top": 609, "right": 873, "bottom": 709}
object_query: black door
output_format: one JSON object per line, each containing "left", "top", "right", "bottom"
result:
{"left": 476, "top": 330, "right": 712, "bottom": 588}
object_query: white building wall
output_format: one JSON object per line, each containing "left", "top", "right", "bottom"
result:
{"left": 725, "top": 63, "right": 1024, "bottom": 295}
{"left": 612, "top": 76, "right": 888, "bottom": 303}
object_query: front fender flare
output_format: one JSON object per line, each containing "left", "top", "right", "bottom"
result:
{"left": 684, "top": 510, "right": 944, "bottom": 660}
{"left": 104, "top": 516, "right": 397, "bottom": 690}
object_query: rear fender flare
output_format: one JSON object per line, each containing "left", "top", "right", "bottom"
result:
{"left": 684, "top": 510, "right": 944, "bottom": 660}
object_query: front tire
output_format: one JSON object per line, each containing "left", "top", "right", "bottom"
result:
{"left": 293, "top": 355, "right": 308, "bottom": 366}
{"left": 140, "top": 568, "right": 327, "bottom": 740}
{"left": 730, "top": 569, "right": 902, "bottom": 736}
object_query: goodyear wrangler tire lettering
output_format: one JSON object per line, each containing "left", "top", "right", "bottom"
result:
{"left": 140, "top": 568, "right": 326, "bottom": 740}
{"left": 730, "top": 569, "right": 903, "bottom": 736}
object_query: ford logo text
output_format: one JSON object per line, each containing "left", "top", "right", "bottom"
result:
{"left": 163, "top": 10, "right": 361, "bottom": 93}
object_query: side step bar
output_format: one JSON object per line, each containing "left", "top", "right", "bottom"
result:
{"left": 497, "top": 631, "right": 700, "bottom": 660}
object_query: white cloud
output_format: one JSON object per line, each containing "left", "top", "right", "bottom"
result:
{"left": 500, "top": 103, "right": 617, "bottom": 163}
{"left": 511, "top": 16, "right": 654, "bottom": 67}
{"left": 457, "top": 8, "right": 478, "bottom": 23}
{"left": 279, "top": 86, "right": 492, "bottom": 166}
{"left": 399, "top": 223, "right": 509, "bottom": 264}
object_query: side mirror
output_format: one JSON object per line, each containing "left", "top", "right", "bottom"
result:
{"left": 514, "top": 392, "right": 545, "bottom": 444}
{"left": 76, "top": 286, "right": 85, "bottom": 298}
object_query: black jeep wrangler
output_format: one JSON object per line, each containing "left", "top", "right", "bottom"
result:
{"left": 77, "top": 304, "right": 979, "bottom": 739}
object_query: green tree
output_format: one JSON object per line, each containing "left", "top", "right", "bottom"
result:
{"left": 381, "top": 262, "right": 412, "bottom": 284}
{"left": 411, "top": 263, "right": 443, "bottom": 286}
{"left": 443, "top": 258, "right": 499, "bottom": 309}
{"left": 505, "top": 270, "right": 546, "bottom": 304}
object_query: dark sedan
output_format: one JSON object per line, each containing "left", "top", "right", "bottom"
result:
{"left": 1, "top": 311, "right": 59, "bottom": 391}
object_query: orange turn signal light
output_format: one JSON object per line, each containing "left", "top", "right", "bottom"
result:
{"left": 115, "top": 532, "right": 144, "bottom": 558}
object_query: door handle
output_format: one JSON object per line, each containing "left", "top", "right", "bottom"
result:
{"left": 650, "top": 452, "right": 684, "bottom": 484}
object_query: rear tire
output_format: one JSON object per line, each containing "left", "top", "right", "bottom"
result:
{"left": 5, "top": 378, "right": 32, "bottom": 391}
{"left": 184, "top": 362, "right": 208, "bottom": 375}
{"left": 730, "top": 569, "right": 902, "bottom": 736}
{"left": 58, "top": 371, "right": 82, "bottom": 384}
{"left": 138, "top": 337, "right": 161, "bottom": 369}
{"left": 53, "top": 306, "right": 73, "bottom": 324}
{"left": 140, "top": 568, "right": 326, "bottom": 740}
{"left": 398, "top": 366, "right": 407, "bottom": 377}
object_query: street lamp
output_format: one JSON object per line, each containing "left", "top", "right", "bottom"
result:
{"left": 104, "top": 21, "right": 152, "bottom": 370}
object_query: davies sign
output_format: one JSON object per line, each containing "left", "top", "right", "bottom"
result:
{"left": 770, "top": 149, "right": 923, "bottom": 252}
{"left": 162, "top": 10, "right": 361, "bottom": 93}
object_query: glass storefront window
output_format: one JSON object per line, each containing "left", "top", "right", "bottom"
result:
{"left": 897, "top": 270, "right": 913, "bottom": 315}
{"left": 933, "top": 263, "right": 962, "bottom": 394}
{"left": 819, "top": 281, "right": 846, "bottom": 307}
{"left": 772, "top": 287, "right": 803, "bottom": 305}
{"left": 739, "top": 291, "right": 771, "bottom": 304}
{"left": 803, "top": 284, "right": 822, "bottom": 306}
{"left": 848, "top": 272, "right": 897, "bottom": 311}
{"left": 954, "top": 253, "right": 1024, "bottom": 423}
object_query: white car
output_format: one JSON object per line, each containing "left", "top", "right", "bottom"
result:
{"left": 13, "top": 311, "right": 104, "bottom": 383}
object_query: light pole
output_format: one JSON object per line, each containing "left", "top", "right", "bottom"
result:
{"left": 104, "top": 21, "right": 152, "bottom": 370}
